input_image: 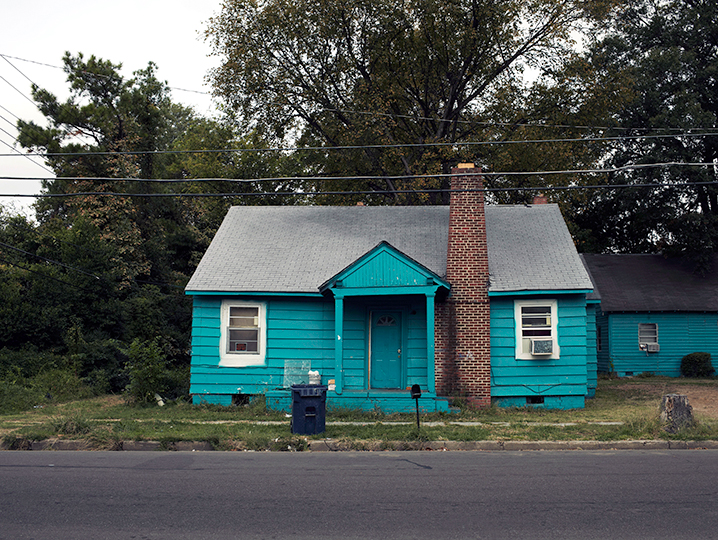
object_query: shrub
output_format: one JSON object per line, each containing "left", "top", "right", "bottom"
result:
{"left": 31, "top": 368, "right": 94, "bottom": 402}
{"left": 0, "top": 380, "right": 41, "bottom": 414}
{"left": 123, "top": 338, "right": 168, "bottom": 404}
{"left": 680, "top": 352, "right": 715, "bottom": 378}
{"left": 160, "top": 365, "right": 191, "bottom": 401}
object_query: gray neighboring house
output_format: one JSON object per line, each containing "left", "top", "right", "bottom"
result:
{"left": 582, "top": 254, "right": 718, "bottom": 377}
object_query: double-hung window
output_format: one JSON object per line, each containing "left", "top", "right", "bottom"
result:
{"left": 515, "top": 300, "right": 559, "bottom": 359}
{"left": 220, "top": 301, "right": 266, "bottom": 366}
{"left": 638, "top": 323, "right": 659, "bottom": 352}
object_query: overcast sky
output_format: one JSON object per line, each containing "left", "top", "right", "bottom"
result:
{"left": 0, "top": 0, "right": 223, "bottom": 216}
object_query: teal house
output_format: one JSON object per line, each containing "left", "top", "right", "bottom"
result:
{"left": 582, "top": 254, "right": 718, "bottom": 377}
{"left": 186, "top": 165, "right": 596, "bottom": 411}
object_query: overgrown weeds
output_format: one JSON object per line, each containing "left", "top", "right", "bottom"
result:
{"left": 2, "top": 376, "right": 718, "bottom": 449}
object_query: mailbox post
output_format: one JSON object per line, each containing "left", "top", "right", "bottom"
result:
{"left": 410, "top": 384, "right": 422, "bottom": 430}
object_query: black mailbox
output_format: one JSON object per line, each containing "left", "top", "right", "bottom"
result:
{"left": 410, "top": 384, "right": 422, "bottom": 429}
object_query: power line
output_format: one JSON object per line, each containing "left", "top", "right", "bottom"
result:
{"left": 0, "top": 54, "right": 94, "bottom": 152}
{"left": 8, "top": 52, "right": 718, "bottom": 138}
{"left": 0, "top": 52, "right": 211, "bottom": 98}
{"left": 0, "top": 126, "right": 56, "bottom": 175}
{"left": 2, "top": 161, "right": 715, "bottom": 185}
{"left": 0, "top": 256, "right": 94, "bottom": 291}
{"left": 323, "top": 108, "right": 718, "bottom": 134}
{"left": 1, "top": 132, "right": 716, "bottom": 161}
{"left": 0, "top": 73, "right": 39, "bottom": 109}
{"left": 0, "top": 240, "right": 101, "bottom": 280}
{"left": 2, "top": 180, "right": 717, "bottom": 200}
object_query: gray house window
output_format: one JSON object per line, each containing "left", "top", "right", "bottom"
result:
{"left": 638, "top": 323, "right": 659, "bottom": 352}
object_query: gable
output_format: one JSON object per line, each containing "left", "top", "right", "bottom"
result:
{"left": 320, "top": 242, "right": 450, "bottom": 292}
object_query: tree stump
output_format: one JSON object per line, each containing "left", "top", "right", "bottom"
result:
{"left": 660, "top": 394, "right": 694, "bottom": 433}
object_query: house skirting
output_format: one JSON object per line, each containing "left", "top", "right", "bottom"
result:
{"left": 266, "top": 389, "right": 454, "bottom": 414}
{"left": 492, "top": 395, "right": 585, "bottom": 410}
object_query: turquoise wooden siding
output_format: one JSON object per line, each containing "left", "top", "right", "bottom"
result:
{"left": 596, "top": 311, "right": 610, "bottom": 373}
{"left": 190, "top": 294, "right": 429, "bottom": 400}
{"left": 605, "top": 312, "right": 718, "bottom": 377}
{"left": 340, "top": 249, "right": 432, "bottom": 288}
{"left": 490, "top": 295, "right": 589, "bottom": 408}
{"left": 585, "top": 303, "right": 598, "bottom": 398}
{"left": 342, "top": 302, "right": 367, "bottom": 389}
{"left": 190, "top": 296, "right": 334, "bottom": 398}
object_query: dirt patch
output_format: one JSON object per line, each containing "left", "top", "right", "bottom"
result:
{"left": 673, "top": 386, "right": 718, "bottom": 418}
{"left": 611, "top": 382, "right": 718, "bottom": 418}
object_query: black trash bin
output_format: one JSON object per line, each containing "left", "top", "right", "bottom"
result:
{"left": 291, "top": 384, "right": 327, "bottom": 435}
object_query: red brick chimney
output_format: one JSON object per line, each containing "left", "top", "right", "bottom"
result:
{"left": 435, "top": 163, "right": 491, "bottom": 407}
{"left": 532, "top": 193, "right": 548, "bottom": 205}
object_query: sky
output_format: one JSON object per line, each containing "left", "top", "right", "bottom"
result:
{"left": 0, "top": 0, "right": 224, "bottom": 217}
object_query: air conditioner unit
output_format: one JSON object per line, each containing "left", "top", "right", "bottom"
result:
{"left": 531, "top": 338, "right": 554, "bottom": 356}
{"left": 645, "top": 343, "right": 660, "bottom": 353}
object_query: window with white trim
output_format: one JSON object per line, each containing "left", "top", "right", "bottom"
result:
{"left": 638, "top": 323, "right": 659, "bottom": 352}
{"left": 515, "top": 300, "right": 559, "bottom": 360}
{"left": 219, "top": 301, "right": 267, "bottom": 366}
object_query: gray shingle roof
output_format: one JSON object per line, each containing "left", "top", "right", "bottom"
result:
{"left": 486, "top": 204, "right": 593, "bottom": 293}
{"left": 581, "top": 253, "right": 718, "bottom": 312}
{"left": 186, "top": 206, "right": 449, "bottom": 294}
{"left": 186, "top": 204, "right": 593, "bottom": 295}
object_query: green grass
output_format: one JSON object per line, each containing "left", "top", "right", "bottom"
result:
{"left": 2, "top": 376, "right": 718, "bottom": 450}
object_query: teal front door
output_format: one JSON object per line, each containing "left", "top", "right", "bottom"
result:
{"left": 370, "top": 311, "right": 402, "bottom": 389}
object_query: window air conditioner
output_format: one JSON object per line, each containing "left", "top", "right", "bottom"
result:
{"left": 530, "top": 338, "right": 554, "bottom": 356}
{"left": 645, "top": 343, "right": 660, "bottom": 353}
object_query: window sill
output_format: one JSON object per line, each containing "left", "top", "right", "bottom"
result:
{"left": 219, "top": 356, "right": 266, "bottom": 368}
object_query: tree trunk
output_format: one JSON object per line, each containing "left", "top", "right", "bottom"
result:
{"left": 660, "top": 394, "right": 694, "bottom": 433}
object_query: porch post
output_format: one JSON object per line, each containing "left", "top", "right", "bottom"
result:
{"left": 333, "top": 292, "right": 344, "bottom": 395}
{"left": 426, "top": 290, "right": 436, "bottom": 393}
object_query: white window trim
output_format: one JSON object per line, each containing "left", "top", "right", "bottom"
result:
{"left": 219, "top": 300, "right": 267, "bottom": 367}
{"left": 514, "top": 299, "right": 559, "bottom": 360}
{"left": 638, "top": 323, "right": 659, "bottom": 352}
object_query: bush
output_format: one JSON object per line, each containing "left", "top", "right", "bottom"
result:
{"left": 680, "top": 352, "right": 715, "bottom": 378}
{"left": 161, "top": 365, "right": 191, "bottom": 401}
{"left": 0, "top": 380, "right": 42, "bottom": 414}
{"left": 31, "top": 368, "right": 94, "bottom": 402}
{"left": 123, "top": 338, "right": 169, "bottom": 404}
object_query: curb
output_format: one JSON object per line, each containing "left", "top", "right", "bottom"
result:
{"left": 306, "top": 439, "right": 718, "bottom": 452}
{"left": 4, "top": 438, "right": 718, "bottom": 452}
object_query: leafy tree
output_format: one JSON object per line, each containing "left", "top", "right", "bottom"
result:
{"left": 9, "top": 55, "right": 214, "bottom": 389}
{"left": 165, "top": 118, "right": 307, "bottom": 236}
{"left": 205, "top": 0, "right": 603, "bottom": 204}
{"left": 562, "top": 0, "right": 718, "bottom": 270}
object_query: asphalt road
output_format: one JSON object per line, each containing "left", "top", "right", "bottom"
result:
{"left": 2, "top": 450, "right": 718, "bottom": 539}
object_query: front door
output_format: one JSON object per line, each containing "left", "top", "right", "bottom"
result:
{"left": 370, "top": 311, "right": 402, "bottom": 389}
